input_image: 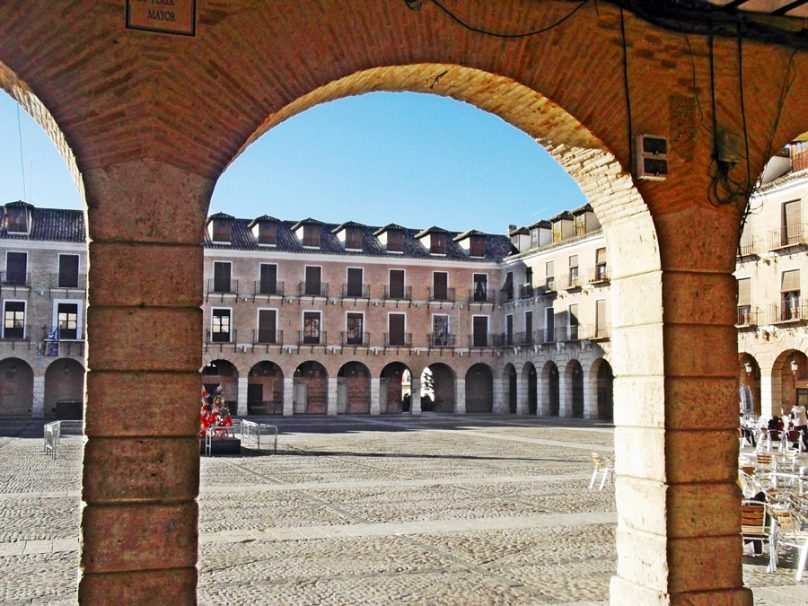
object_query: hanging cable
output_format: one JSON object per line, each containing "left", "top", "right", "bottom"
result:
{"left": 412, "top": 0, "right": 591, "bottom": 39}
{"left": 16, "top": 104, "right": 27, "bottom": 202}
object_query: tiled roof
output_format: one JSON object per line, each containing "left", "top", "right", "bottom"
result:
{"left": 372, "top": 224, "right": 406, "bottom": 236}
{"left": 207, "top": 212, "right": 234, "bottom": 221}
{"left": 204, "top": 217, "right": 514, "bottom": 262}
{"left": 0, "top": 203, "right": 85, "bottom": 242}
{"left": 757, "top": 168, "right": 808, "bottom": 194}
{"left": 414, "top": 225, "right": 450, "bottom": 238}
{"left": 331, "top": 221, "right": 366, "bottom": 233}
{"left": 247, "top": 215, "right": 280, "bottom": 228}
{"left": 290, "top": 217, "right": 324, "bottom": 231}
{"left": 527, "top": 220, "right": 551, "bottom": 229}
{"left": 453, "top": 229, "right": 485, "bottom": 241}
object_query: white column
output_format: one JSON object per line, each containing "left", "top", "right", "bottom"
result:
{"left": 516, "top": 373, "right": 528, "bottom": 415}
{"left": 32, "top": 375, "right": 45, "bottom": 418}
{"left": 492, "top": 378, "right": 507, "bottom": 414}
{"left": 583, "top": 366, "right": 597, "bottom": 419}
{"left": 237, "top": 376, "right": 248, "bottom": 417}
{"left": 370, "top": 378, "right": 380, "bottom": 415}
{"left": 454, "top": 377, "right": 466, "bottom": 414}
{"left": 559, "top": 372, "right": 572, "bottom": 417}
{"left": 536, "top": 367, "right": 547, "bottom": 416}
{"left": 283, "top": 378, "right": 294, "bottom": 416}
{"left": 327, "top": 378, "right": 338, "bottom": 416}
{"left": 410, "top": 377, "right": 422, "bottom": 415}
{"left": 760, "top": 370, "right": 774, "bottom": 420}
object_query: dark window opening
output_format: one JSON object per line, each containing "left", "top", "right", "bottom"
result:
{"left": 58, "top": 255, "right": 80, "bottom": 288}
{"left": 57, "top": 303, "right": 79, "bottom": 340}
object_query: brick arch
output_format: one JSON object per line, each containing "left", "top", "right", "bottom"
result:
{"left": 0, "top": 60, "right": 84, "bottom": 202}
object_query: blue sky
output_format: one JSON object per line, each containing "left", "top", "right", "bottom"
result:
{"left": 0, "top": 90, "right": 585, "bottom": 234}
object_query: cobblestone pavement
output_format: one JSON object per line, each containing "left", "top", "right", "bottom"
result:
{"left": 1, "top": 415, "right": 807, "bottom": 605}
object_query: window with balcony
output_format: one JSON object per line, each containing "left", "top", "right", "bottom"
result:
{"left": 346, "top": 312, "right": 364, "bottom": 345}
{"left": 505, "top": 314, "right": 514, "bottom": 346}
{"left": 4, "top": 252, "right": 27, "bottom": 285}
{"left": 737, "top": 277, "right": 752, "bottom": 325}
{"left": 472, "top": 274, "right": 488, "bottom": 302}
{"left": 57, "top": 254, "right": 80, "bottom": 288}
{"left": 522, "top": 267, "right": 533, "bottom": 298}
{"left": 781, "top": 269, "right": 801, "bottom": 321}
{"left": 211, "top": 308, "right": 232, "bottom": 342}
{"left": 530, "top": 229, "right": 539, "bottom": 249}
{"left": 3, "top": 301, "right": 25, "bottom": 339}
{"left": 259, "top": 264, "right": 277, "bottom": 295}
{"left": 387, "top": 230, "right": 404, "bottom": 253}
{"left": 304, "top": 266, "right": 322, "bottom": 296}
{"left": 345, "top": 228, "right": 362, "bottom": 250}
{"left": 472, "top": 315, "right": 488, "bottom": 347}
{"left": 568, "top": 255, "right": 579, "bottom": 288}
{"left": 388, "top": 269, "right": 405, "bottom": 299}
{"left": 258, "top": 222, "right": 277, "bottom": 246}
{"left": 595, "top": 299, "right": 607, "bottom": 338}
{"left": 303, "top": 311, "right": 321, "bottom": 344}
{"left": 568, "top": 304, "right": 579, "bottom": 340}
{"left": 432, "top": 314, "right": 450, "bottom": 346}
{"left": 595, "top": 247, "right": 607, "bottom": 281}
{"left": 346, "top": 267, "right": 364, "bottom": 297}
{"left": 303, "top": 225, "right": 320, "bottom": 247}
{"left": 257, "top": 309, "right": 277, "bottom": 343}
{"left": 782, "top": 200, "right": 802, "bottom": 247}
{"left": 524, "top": 310, "right": 533, "bottom": 345}
{"left": 469, "top": 235, "right": 485, "bottom": 257}
{"left": 213, "top": 262, "right": 232, "bottom": 293}
{"left": 545, "top": 260, "right": 555, "bottom": 291}
{"left": 388, "top": 313, "right": 406, "bottom": 346}
{"left": 56, "top": 302, "right": 79, "bottom": 340}
{"left": 544, "top": 306, "right": 555, "bottom": 342}
{"left": 432, "top": 272, "right": 448, "bottom": 301}
{"left": 502, "top": 272, "right": 514, "bottom": 301}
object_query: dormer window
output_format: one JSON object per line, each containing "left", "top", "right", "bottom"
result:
{"left": 430, "top": 233, "right": 446, "bottom": 255}
{"left": 345, "top": 227, "right": 362, "bottom": 250}
{"left": 469, "top": 235, "right": 485, "bottom": 257}
{"left": 258, "top": 222, "right": 277, "bottom": 246}
{"left": 211, "top": 220, "right": 232, "bottom": 243}
{"left": 387, "top": 230, "right": 403, "bottom": 253}
{"left": 303, "top": 225, "right": 320, "bottom": 247}
{"left": 5, "top": 206, "right": 29, "bottom": 234}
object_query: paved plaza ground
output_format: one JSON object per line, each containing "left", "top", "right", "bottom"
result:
{"left": 1, "top": 414, "right": 808, "bottom": 605}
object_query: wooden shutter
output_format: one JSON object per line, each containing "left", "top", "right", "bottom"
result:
{"left": 737, "top": 278, "right": 751, "bottom": 306}
{"left": 782, "top": 269, "right": 800, "bottom": 292}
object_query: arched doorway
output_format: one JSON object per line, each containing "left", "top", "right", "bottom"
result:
{"left": 566, "top": 360, "right": 584, "bottom": 418}
{"left": 504, "top": 363, "right": 517, "bottom": 414}
{"left": 0, "top": 358, "right": 33, "bottom": 416}
{"left": 247, "top": 361, "right": 283, "bottom": 415}
{"left": 543, "top": 361, "right": 560, "bottom": 417}
{"left": 44, "top": 358, "right": 85, "bottom": 419}
{"left": 591, "top": 359, "right": 614, "bottom": 422}
{"left": 465, "top": 363, "right": 493, "bottom": 413}
{"left": 337, "top": 361, "right": 371, "bottom": 414}
{"left": 523, "top": 362, "right": 537, "bottom": 415}
{"left": 738, "top": 354, "right": 761, "bottom": 418}
{"left": 380, "top": 362, "right": 410, "bottom": 413}
{"left": 422, "top": 363, "right": 456, "bottom": 413}
{"left": 202, "top": 359, "right": 239, "bottom": 415}
{"left": 772, "top": 350, "right": 808, "bottom": 417}
{"left": 293, "top": 361, "right": 328, "bottom": 414}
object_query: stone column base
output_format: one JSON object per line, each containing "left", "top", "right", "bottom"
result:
{"left": 610, "top": 576, "right": 753, "bottom": 606}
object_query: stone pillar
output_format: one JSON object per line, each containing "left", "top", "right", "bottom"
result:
{"left": 454, "top": 377, "right": 466, "bottom": 414}
{"left": 370, "top": 378, "right": 380, "bottom": 415}
{"left": 583, "top": 364, "right": 597, "bottom": 419}
{"left": 558, "top": 370, "right": 572, "bottom": 417}
{"left": 327, "top": 378, "right": 338, "bottom": 416}
{"left": 516, "top": 371, "right": 528, "bottom": 415}
{"left": 32, "top": 375, "right": 45, "bottom": 418}
{"left": 760, "top": 370, "right": 774, "bottom": 420}
{"left": 536, "top": 367, "right": 547, "bottom": 416}
{"left": 282, "top": 378, "right": 294, "bottom": 416}
{"left": 79, "top": 160, "right": 209, "bottom": 604}
{"left": 410, "top": 377, "right": 422, "bottom": 415}
{"left": 608, "top": 208, "right": 751, "bottom": 605}
{"left": 237, "top": 376, "right": 248, "bottom": 417}
{"left": 492, "top": 378, "right": 506, "bottom": 414}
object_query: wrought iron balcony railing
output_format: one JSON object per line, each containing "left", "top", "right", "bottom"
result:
{"left": 253, "top": 329, "right": 283, "bottom": 345}
{"left": 383, "top": 285, "right": 412, "bottom": 301}
{"left": 254, "top": 280, "right": 285, "bottom": 297}
{"left": 298, "top": 282, "right": 329, "bottom": 297}
{"left": 384, "top": 332, "right": 412, "bottom": 347}
{"left": 342, "top": 331, "right": 370, "bottom": 346}
{"left": 428, "top": 287, "right": 456, "bottom": 303}
{"left": 341, "top": 284, "right": 370, "bottom": 298}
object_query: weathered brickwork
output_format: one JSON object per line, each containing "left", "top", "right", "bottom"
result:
{"left": 1, "top": 1, "right": 805, "bottom": 604}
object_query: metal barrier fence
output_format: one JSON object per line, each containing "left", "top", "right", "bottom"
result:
{"left": 240, "top": 419, "right": 278, "bottom": 454}
{"left": 43, "top": 421, "right": 60, "bottom": 459}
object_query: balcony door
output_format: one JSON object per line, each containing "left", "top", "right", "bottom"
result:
{"left": 257, "top": 309, "right": 277, "bottom": 343}
{"left": 388, "top": 313, "right": 405, "bottom": 346}
{"left": 304, "top": 266, "right": 322, "bottom": 296}
{"left": 473, "top": 316, "right": 488, "bottom": 347}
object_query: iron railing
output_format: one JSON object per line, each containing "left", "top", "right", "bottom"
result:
{"left": 298, "top": 282, "right": 329, "bottom": 297}
{"left": 0, "top": 323, "right": 30, "bottom": 341}
{"left": 49, "top": 273, "right": 87, "bottom": 290}
{"left": 206, "top": 329, "right": 237, "bottom": 344}
{"left": 384, "top": 332, "right": 412, "bottom": 347}
{"left": 298, "top": 330, "right": 327, "bottom": 345}
{"left": 342, "top": 331, "right": 369, "bottom": 346}
{"left": 383, "top": 285, "right": 412, "bottom": 301}
{"left": 341, "top": 284, "right": 370, "bottom": 298}
{"left": 206, "top": 278, "right": 239, "bottom": 295}
{"left": 428, "top": 287, "right": 456, "bottom": 303}
{"left": 253, "top": 329, "right": 283, "bottom": 345}
{"left": 428, "top": 333, "right": 456, "bottom": 348}
{"left": 468, "top": 288, "right": 495, "bottom": 304}
{"left": 0, "top": 271, "right": 30, "bottom": 287}
{"left": 769, "top": 224, "right": 808, "bottom": 250}
{"left": 253, "top": 280, "right": 285, "bottom": 297}
{"left": 736, "top": 306, "right": 760, "bottom": 327}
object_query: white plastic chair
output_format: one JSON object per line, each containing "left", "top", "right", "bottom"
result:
{"left": 589, "top": 452, "right": 614, "bottom": 491}
{"left": 772, "top": 507, "right": 808, "bottom": 581}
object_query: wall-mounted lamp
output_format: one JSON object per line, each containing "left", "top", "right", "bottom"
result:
{"left": 791, "top": 359, "right": 799, "bottom": 375}
{"left": 744, "top": 361, "right": 752, "bottom": 374}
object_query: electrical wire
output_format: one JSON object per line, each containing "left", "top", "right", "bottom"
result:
{"left": 426, "top": 0, "right": 592, "bottom": 39}
{"left": 16, "top": 104, "right": 26, "bottom": 202}
{"left": 619, "top": 6, "right": 634, "bottom": 177}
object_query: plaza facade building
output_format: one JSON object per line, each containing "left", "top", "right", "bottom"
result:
{"left": 0, "top": 199, "right": 614, "bottom": 420}
{"left": 737, "top": 141, "right": 808, "bottom": 419}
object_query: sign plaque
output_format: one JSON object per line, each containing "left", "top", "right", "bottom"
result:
{"left": 126, "top": 0, "right": 196, "bottom": 36}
